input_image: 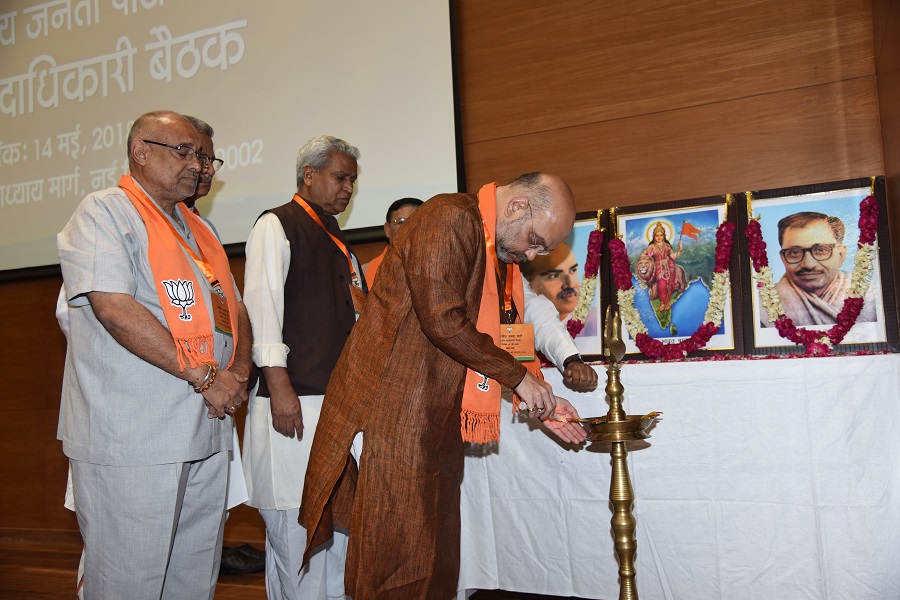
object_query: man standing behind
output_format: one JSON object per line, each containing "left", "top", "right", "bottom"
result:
{"left": 182, "top": 115, "right": 225, "bottom": 213}
{"left": 764, "top": 211, "right": 878, "bottom": 326}
{"left": 242, "top": 136, "right": 363, "bottom": 599}
{"left": 57, "top": 110, "right": 251, "bottom": 599}
{"left": 181, "top": 114, "right": 267, "bottom": 576}
{"left": 301, "top": 173, "right": 587, "bottom": 599}
{"left": 364, "top": 197, "right": 423, "bottom": 287}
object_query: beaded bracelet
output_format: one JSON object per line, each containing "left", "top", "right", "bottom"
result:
{"left": 195, "top": 365, "right": 217, "bottom": 393}
{"left": 192, "top": 364, "right": 218, "bottom": 394}
{"left": 190, "top": 364, "right": 212, "bottom": 390}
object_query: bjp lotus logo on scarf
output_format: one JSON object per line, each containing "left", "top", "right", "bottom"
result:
{"left": 162, "top": 279, "right": 196, "bottom": 321}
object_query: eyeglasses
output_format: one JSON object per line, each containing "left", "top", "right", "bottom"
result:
{"left": 779, "top": 243, "right": 837, "bottom": 264}
{"left": 197, "top": 153, "right": 225, "bottom": 173}
{"left": 142, "top": 139, "right": 201, "bottom": 162}
{"left": 528, "top": 205, "right": 551, "bottom": 256}
{"left": 388, "top": 217, "right": 408, "bottom": 226}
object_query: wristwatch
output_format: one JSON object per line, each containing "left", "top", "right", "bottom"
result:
{"left": 562, "top": 354, "right": 584, "bottom": 369}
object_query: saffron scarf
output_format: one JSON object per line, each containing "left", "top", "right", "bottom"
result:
{"left": 119, "top": 174, "right": 240, "bottom": 371}
{"left": 291, "top": 194, "right": 362, "bottom": 287}
{"left": 461, "top": 183, "right": 542, "bottom": 443}
{"left": 291, "top": 194, "right": 367, "bottom": 315}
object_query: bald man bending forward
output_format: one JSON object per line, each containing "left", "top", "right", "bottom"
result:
{"left": 300, "top": 174, "right": 586, "bottom": 599}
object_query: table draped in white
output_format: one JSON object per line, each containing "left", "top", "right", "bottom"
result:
{"left": 458, "top": 354, "right": 900, "bottom": 600}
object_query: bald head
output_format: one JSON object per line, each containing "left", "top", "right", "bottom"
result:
{"left": 126, "top": 110, "right": 202, "bottom": 213}
{"left": 495, "top": 172, "right": 576, "bottom": 264}
{"left": 127, "top": 111, "right": 195, "bottom": 161}
{"left": 530, "top": 173, "right": 576, "bottom": 242}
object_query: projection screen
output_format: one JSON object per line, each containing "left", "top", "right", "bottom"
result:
{"left": 0, "top": 0, "right": 459, "bottom": 272}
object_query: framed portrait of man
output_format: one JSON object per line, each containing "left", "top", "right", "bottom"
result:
{"left": 613, "top": 197, "right": 740, "bottom": 357}
{"left": 743, "top": 177, "right": 896, "bottom": 352}
{"left": 522, "top": 214, "right": 603, "bottom": 357}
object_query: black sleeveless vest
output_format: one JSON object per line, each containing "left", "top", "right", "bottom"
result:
{"left": 255, "top": 199, "right": 362, "bottom": 397}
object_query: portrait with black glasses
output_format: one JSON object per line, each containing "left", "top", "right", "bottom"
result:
{"left": 750, "top": 185, "right": 885, "bottom": 346}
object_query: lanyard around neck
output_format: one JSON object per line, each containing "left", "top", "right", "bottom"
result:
{"left": 292, "top": 194, "right": 360, "bottom": 286}
{"left": 480, "top": 217, "right": 514, "bottom": 314}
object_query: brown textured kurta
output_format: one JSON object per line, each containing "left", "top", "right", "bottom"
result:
{"left": 300, "top": 193, "right": 527, "bottom": 599}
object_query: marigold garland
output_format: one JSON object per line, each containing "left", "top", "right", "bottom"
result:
{"left": 610, "top": 219, "right": 735, "bottom": 360}
{"left": 567, "top": 228, "right": 604, "bottom": 338}
{"left": 745, "top": 194, "right": 879, "bottom": 355}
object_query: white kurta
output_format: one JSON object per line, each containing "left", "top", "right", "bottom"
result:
{"left": 242, "top": 213, "right": 363, "bottom": 510}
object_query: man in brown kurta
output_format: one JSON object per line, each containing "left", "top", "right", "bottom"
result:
{"left": 300, "top": 173, "right": 586, "bottom": 599}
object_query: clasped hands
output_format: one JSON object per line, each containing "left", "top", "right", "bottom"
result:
{"left": 513, "top": 371, "right": 587, "bottom": 444}
{"left": 186, "top": 364, "right": 249, "bottom": 419}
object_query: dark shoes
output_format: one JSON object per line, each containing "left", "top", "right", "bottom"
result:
{"left": 220, "top": 544, "right": 266, "bottom": 575}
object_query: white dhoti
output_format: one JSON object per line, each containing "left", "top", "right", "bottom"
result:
{"left": 243, "top": 394, "right": 352, "bottom": 599}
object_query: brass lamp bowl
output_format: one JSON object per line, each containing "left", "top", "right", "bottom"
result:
{"left": 577, "top": 412, "right": 662, "bottom": 442}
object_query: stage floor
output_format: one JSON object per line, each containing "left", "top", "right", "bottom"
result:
{"left": 0, "top": 529, "right": 584, "bottom": 600}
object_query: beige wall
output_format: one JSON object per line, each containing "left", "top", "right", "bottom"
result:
{"left": 0, "top": 0, "right": 895, "bottom": 536}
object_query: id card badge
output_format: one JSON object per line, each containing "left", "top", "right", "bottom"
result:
{"left": 349, "top": 284, "right": 367, "bottom": 320}
{"left": 499, "top": 323, "right": 535, "bottom": 361}
{"left": 211, "top": 287, "right": 233, "bottom": 336}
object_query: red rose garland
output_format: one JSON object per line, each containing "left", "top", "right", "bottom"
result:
{"left": 610, "top": 221, "right": 735, "bottom": 360}
{"left": 566, "top": 228, "right": 604, "bottom": 338}
{"left": 745, "top": 195, "right": 879, "bottom": 354}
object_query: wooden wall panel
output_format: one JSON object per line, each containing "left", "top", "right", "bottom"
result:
{"left": 877, "top": 0, "right": 900, "bottom": 184}
{"left": 873, "top": 0, "right": 892, "bottom": 66}
{"left": 464, "top": 78, "right": 884, "bottom": 208}
{"left": 875, "top": 0, "right": 900, "bottom": 325}
{"left": 0, "top": 276, "right": 72, "bottom": 530}
{"left": 457, "top": 0, "right": 875, "bottom": 144}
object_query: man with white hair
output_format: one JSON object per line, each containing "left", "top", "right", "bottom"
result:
{"left": 242, "top": 135, "right": 364, "bottom": 599}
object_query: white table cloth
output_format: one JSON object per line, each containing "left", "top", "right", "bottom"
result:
{"left": 458, "top": 354, "right": 900, "bottom": 599}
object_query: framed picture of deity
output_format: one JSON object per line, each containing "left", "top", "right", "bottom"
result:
{"left": 738, "top": 177, "right": 898, "bottom": 355}
{"left": 610, "top": 196, "right": 742, "bottom": 359}
{"left": 522, "top": 212, "right": 605, "bottom": 361}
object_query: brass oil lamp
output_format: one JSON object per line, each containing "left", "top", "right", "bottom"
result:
{"left": 579, "top": 307, "right": 661, "bottom": 600}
